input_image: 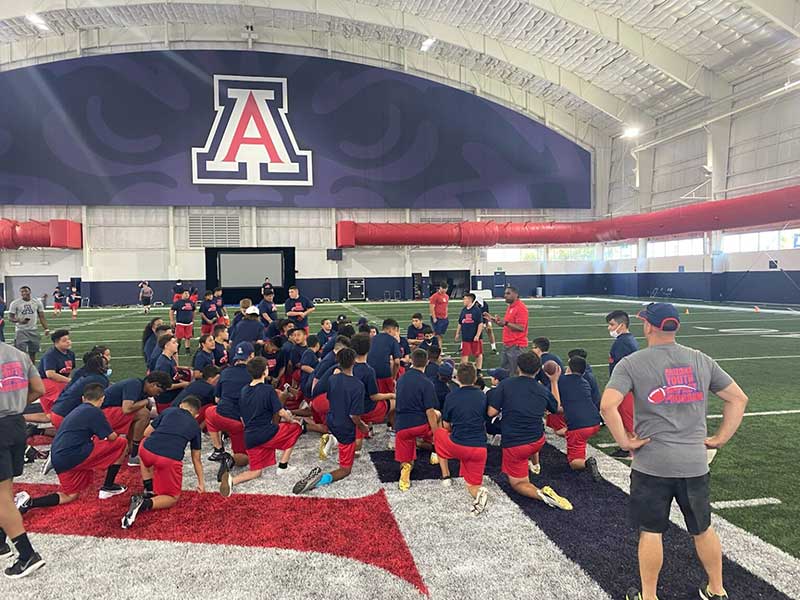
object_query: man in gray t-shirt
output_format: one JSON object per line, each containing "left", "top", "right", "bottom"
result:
{"left": 8, "top": 286, "right": 49, "bottom": 362}
{"left": 601, "top": 303, "right": 748, "bottom": 600}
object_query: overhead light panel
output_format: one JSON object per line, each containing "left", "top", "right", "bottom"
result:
{"left": 25, "top": 13, "right": 50, "bottom": 32}
{"left": 420, "top": 37, "right": 436, "bottom": 52}
{"left": 621, "top": 126, "right": 641, "bottom": 139}
{"left": 763, "top": 79, "right": 800, "bottom": 99}
{"left": 792, "top": 57, "right": 800, "bottom": 66}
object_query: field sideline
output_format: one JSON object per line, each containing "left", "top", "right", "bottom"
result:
{"left": 4, "top": 295, "right": 799, "bottom": 599}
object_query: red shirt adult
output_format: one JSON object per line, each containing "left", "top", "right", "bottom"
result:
{"left": 429, "top": 292, "right": 449, "bottom": 320}
{"left": 502, "top": 300, "right": 529, "bottom": 347}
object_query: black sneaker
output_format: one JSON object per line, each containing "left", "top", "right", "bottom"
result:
{"left": 699, "top": 586, "right": 728, "bottom": 600}
{"left": 292, "top": 467, "right": 323, "bottom": 495}
{"left": 586, "top": 456, "right": 602, "bottom": 482}
{"left": 24, "top": 446, "right": 37, "bottom": 464}
{"left": 611, "top": 448, "right": 630, "bottom": 458}
{"left": 207, "top": 448, "right": 225, "bottom": 462}
{"left": 121, "top": 495, "right": 145, "bottom": 529}
{"left": 4, "top": 553, "right": 45, "bottom": 579}
{"left": 24, "top": 423, "right": 39, "bottom": 440}
{"left": 625, "top": 590, "right": 642, "bottom": 600}
{"left": 0, "top": 543, "right": 12, "bottom": 560}
{"left": 217, "top": 453, "right": 235, "bottom": 483}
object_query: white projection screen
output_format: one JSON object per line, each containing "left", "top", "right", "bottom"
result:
{"left": 218, "top": 252, "right": 284, "bottom": 288}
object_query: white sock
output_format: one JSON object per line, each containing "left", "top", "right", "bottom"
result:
{"left": 491, "top": 343, "right": 497, "bottom": 350}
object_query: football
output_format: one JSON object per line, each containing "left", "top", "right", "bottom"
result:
{"left": 542, "top": 360, "right": 559, "bottom": 376}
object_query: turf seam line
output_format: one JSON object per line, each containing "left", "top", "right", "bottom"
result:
{"left": 711, "top": 498, "right": 782, "bottom": 509}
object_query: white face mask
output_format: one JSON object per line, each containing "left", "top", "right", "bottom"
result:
{"left": 106, "top": 368, "right": 113, "bottom": 377}
{"left": 609, "top": 325, "right": 622, "bottom": 339}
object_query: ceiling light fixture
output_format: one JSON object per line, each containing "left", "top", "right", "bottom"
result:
{"left": 763, "top": 79, "right": 800, "bottom": 99}
{"left": 25, "top": 13, "right": 51, "bottom": 31}
{"left": 420, "top": 37, "right": 436, "bottom": 52}
{"left": 792, "top": 57, "right": 800, "bottom": 66}
{"left": 621, "top": 126, "right": 641, "bottom": 139}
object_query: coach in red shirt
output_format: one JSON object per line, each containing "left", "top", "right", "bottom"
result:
{"left": 491, "top": 286, "right": 529, "bottom": 374}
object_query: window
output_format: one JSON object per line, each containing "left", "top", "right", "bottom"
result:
{"left": 548, "top": 245, "right": 597, "bottom": 261}
{"left": 485, "top": 247, "right": 544, "bottom": 262}
{"left": 647, "top": 237, "right": 703, "bottom": 257}
{"left": 604, "top": 244, "right": 637, "bottom": 260}
{"left": 723, "top": 228, "right": 800, "bottom": 253}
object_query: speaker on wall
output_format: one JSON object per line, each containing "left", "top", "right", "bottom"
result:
{"left": 327, "top": 249, "right": 343, "bottom": 261}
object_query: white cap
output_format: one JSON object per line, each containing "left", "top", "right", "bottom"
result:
{"left": 245, "top": 305, "right": 260, "bottom": 315}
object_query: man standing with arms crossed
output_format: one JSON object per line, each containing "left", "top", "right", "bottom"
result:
{"left": 0, "top": 340, "right": 46, "bottom": 578}
{"left": 600, "top": 303, "right": 748, "bottom": 600}
{"left": 490, "top": 286, "right": 529, "bottom": 375}
{"left": 8, "top": 286, "right": 50, "bottom": 363}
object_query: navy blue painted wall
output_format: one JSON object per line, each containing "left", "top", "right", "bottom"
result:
{"left": 31, "top": 271, "right": 800, "bottom": 306}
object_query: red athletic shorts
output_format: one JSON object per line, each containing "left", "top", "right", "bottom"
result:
{"left": 338, "top": 441, "right": 356, "bottom": 470}
{"left": 356, "top": 400, "right": 388, "bottom": 439}
{"left": 201, "top": 322, "right": 215, "bottom": 336}
{"left": 139, "top": 446, "right": 183, "bottom": 497}
{"left": 69, "top": 302, "right": 79, "bottom": 311}
{"left": 377, "top": 377, "right": 395, "bottom": 394}
{"left": 433, "top": 428, "right": 487, "bottom": 486}
{"left": 246, "top": 422, "right": 302, "bottom": 470}
{"left": 310, "top": 393, "right": 329, "bottom": 426}
{"left": 102, "top": 406, "right": 135, "bottom": 434}
{"left": 619, "top": 392, "right": 634, "bottom": 434}
{"left": 566, "top": 424, "right": 601, "bottom": 462}
{"left": 204, "top": 406, "right": 246, "bottom": 454}
{"left": 173, "top": 294, "right": 182, "bottom": 302}
{"left": 50, "top": 412, "right": 65, "bottom": 430}
{"left": 175, "top": 323, "right": 194, "bottom": 340}
{"left": 395, "top": 423, "right": 433, "bottom": 463}
{"left": 40, "top": 379, "right": 67, "bottom": 413}
{"left": 546, "top": 413, "right": 567, "bottom": 432}
{"left": 501, "top": 436, "right": 546, "bottom": 479}
{"left": 189, "top": 294, "right": 198, "bottom": 304}
{"left": 53, "top": 302, "right": 62, "bottom": 310}
{"left": 196, "top": 404, "right": 211, "bottom": 426}
{"left": 155, "top": 402, "right": 172, "bottom": 415}
{"left": 57, "top": 437, "right": 127, "bottom": 495}
{"left": 460, "top": 341, "right": 483, "bottom": 357}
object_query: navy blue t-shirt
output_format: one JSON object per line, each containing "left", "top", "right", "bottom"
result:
{"left": 173, "top": 379, "right": 216, "bottom": 407}
{"left": 442, "top": 387, "right": 487, "bottom": 447}
{"left": 258, "top": 299, "right": 278, "bottom": 328}
{"left": 262, "top": 350, "right": 279, "bottom": 379}
{"left": 102, "top": 378, "right": 145, "bottom": 408}
{"left": 154, "top": 354, "right": 180, "bottom": 405}
{"left": 317, "top": 328, "right": 333, "bottom": 348}
{"left": 193, "top": 349, "right": 215, "bottom": 373}
{"left": 213, "top": 342, "right": 229, "bottom": 368}
{"left": 171, "top": 299, "right": 195, "bottom": 325}
{"left": 147, "top": 345, "right": 163, "bottom": 372}
{"left": 39, "top": 348, "right": 76, "bottom": 379}
{"left": 320, "top": 333, "right": 338, "bottom": 356}
{"left": 51, "top": 403, "right": 113, "bottom": 473}
{"left": 313, "top": 364, "right": 337, "bottom": 396}
{"left": 353, "top": 361, "right": 379, "bottom": 413}
{"left": 239, "top": 382, "right": 283, "bottom": 448}
{"left": 583, "top": 364, "right": 601, "bottom": 408}
{"left": 433, "top": 378, "right": 457, "bottom": 411}
{"left": 610, "top": 332, "right": 639, "bottom": 374}
{"left": 489, "top": 376, "right": 557, "bottom": 448}
{"left": 535, "top": 352, "right": 564, "bottom": 386}
{"left": 458, "top": 304, "right": 484, "bottom": 340}
{"left": 395, "top": 369, "right": 436, "bottom": 431}
{"left": 215, "top": 363, "right": 251, "bottom": 421}
{"left": 399, "top": 337, "right": 411, "bottom": 362}
{"left": 424, "top": 361, "right": 439, "bottom": 381}
{"left": 52, "top": 374, "right": 109, "bottom": 418}
{"left": 230, "top": 319, "right": 265, "bottom": 347}
{"left": 300, "top": 348, "right": 319, "bottom": 397}
{"left": 407, "top": 324, "right": 425, "bottom": 342}
{"left": 418, "top": 338, "right": 439, "bottom": 353}
{"left": 284, "top": 296, "right": 315, "bottom": 329}
{"left": 143, "top": 332, "right": 157, "bottom": 361}
{"left": 367, "top": 332, "right": 401, "bottom": 379}
{"left": 199, "top": 299, "right": 218, "bottom": 322}
{"left": 326, "top": 373, "right": 365, "bottom": 445}
{"left": 142, "top": 407, "right": 202, "bottom": 461}
{"left": 558, "top": 374, "right": 601, "bottom": 430}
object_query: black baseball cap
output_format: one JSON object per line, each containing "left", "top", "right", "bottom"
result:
{"left": 636, "top": 302, "right": 680, "bottom": 331}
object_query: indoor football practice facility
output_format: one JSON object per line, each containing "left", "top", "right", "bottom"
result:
{"left": 1, "top": 2, "right": 800, "bottom": 599}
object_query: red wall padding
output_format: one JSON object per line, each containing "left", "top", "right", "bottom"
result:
{"left": 336, "top": 185, "right": 800, "bottom": 247}
{"left": 0, "top": 219, "right": 83, "bottom": 249}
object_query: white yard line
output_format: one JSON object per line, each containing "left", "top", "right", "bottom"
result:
{"left": 576, "top": 296, "right": 799, "bottom": 316}
{"left": 707, "top": 409, "right": 800, "bottom": 419}
{"left": 711, "top": 498, "right": 782, "bottom": 510}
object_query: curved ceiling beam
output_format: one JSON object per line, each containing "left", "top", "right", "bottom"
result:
{"left": 0, "top": 0, "right": 653, "bottom": 126}
{"left": 520, "top": 0, "right": 732, "bottom": 99}
{"left": 740, "top": 0, "right": 800, "bottom": 39}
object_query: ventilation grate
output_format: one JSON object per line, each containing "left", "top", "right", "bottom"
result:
{"left": 188, "top": 213, "right": 240, "bottom": 248}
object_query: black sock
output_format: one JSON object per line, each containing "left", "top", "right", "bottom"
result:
{"left": 0, "top": 527, "right": 6, "bottom": 545}
{"left": 131, "top": 441, "right": 140, "bottom": 458}
{"left": 141, "top": 497, "right": 154, "bottom": 512}
{"left": 278, "top": 462, "right": 288, "bottom": 469}
{"left": 30, "top": 493, "right": 60, "bottom": 508}
{"left": 143, "top": 479, "right": 154, "bottom": 494}
{"left": 103, "top": 464, "right": 121, "bottom": 488}
{"left": 213, "top": 446, "right": 223, "bottom": 453}
{"left": 11, "top": 533, "right": 34, "bottom": 561}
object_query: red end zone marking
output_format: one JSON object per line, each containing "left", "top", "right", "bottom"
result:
{"left": 17, "top": 473, "right": 427, "bottom": 595}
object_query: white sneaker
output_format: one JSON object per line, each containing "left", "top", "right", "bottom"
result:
{"left": 491, "top": 434, "right": 502, "bottom": 447}
{"left": 387, "top": 430, "right": 396, "bottom": 450}
{"left": 14, "top": 491, "right": 31, "bottom": 511}
{"left": 440, "top": 477, "right": 452, "bottom": 488}
{"left": 471, "top": 487, "right": 489, "bottom": 515}
{"left": 324, "top": 434, "right": 338, "bottom": 458}
{"left": 275, "top": 465, "right": 293, "bottom": 475}
{"left": 528, "top": 460, "right": 541, "bottom": 475}
{"left": 98, "top": 484, "right": 127, "bottom": 500}
{"left": 40, "top": 453, "right": 53, "bottom": 476}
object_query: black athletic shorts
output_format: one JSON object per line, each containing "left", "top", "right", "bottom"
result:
{"left": 142, "top": 297, "right": 152, "bottom": 306}
{"left": 629, "top": 469, "right": 711, "bottom": 535}
{"left": 0, "top": 414, "right": 27, "bottom": 481}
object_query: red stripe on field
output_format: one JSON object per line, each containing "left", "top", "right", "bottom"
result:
{"left": 16, "top": 474, "right": 427, "bottom": 595}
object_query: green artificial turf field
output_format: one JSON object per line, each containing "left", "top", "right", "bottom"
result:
{"left": 36, "top": 295, "right": 800, "bottom": 558}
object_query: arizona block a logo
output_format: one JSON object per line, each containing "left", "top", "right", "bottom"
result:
{"left": 192, "top": 75, "right": 312, "bottom": 186}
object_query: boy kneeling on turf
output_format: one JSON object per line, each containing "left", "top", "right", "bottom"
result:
{"left": 434, "top": 363, "right": 490, "bottom": 515}
{"left": 395, "top": 349, "right": 440, "bottom": 491}
{"left": 293, "top": 348, "right": 367, "bottom": 494}
{"left": 121, "top": 395, "right": 205, "bottom": 528}
{"left": 219, "top": 357, "right": 302, "bottom": 497}
{"left": 16, "top": 383, "right": 127, "bottom": 513}
{"left": 559, "top": 355, "right": 602, "bottom": 481}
